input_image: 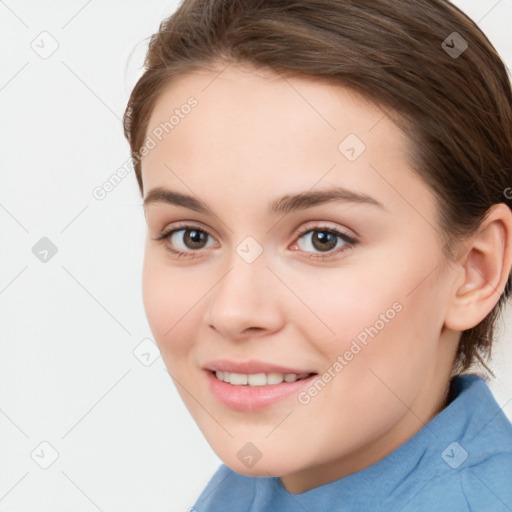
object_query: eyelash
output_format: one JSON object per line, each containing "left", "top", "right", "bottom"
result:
{"left": 152, "top": 222, "right": 358, "bottom": 261}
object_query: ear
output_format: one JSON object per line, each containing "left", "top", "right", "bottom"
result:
{"left": 444, "top": 203, "right": 512, "bottom": 331}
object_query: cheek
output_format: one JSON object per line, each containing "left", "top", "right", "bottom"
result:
{"left": 295, "top": 270, "right": 403, "bottom": 358}
{"left": 141, "top": 251, "right": 199, "bottom": 358}
{"left": 301, "top": 257, "right": 442, "bottom": 376}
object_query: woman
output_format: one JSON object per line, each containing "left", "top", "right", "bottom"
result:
{"left": 123, "top": 1, "right": 512, "bottom": 509}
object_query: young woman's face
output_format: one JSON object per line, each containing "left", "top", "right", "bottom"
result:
{"left": 140, "top": 63, "right": 461, "bottom": 493}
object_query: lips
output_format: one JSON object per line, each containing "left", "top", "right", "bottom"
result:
{"left": 202, "top": 359, "right": 318, "bottom": 411}
{"left": 205, "top": 371, "right": 317, "bottom": 411}
{"left": 203, "top": 358, "right": 315, "bottom": 375}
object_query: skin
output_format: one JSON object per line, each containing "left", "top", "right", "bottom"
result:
{"left": 139, "top": 62, "right": 512, "bottom": 494}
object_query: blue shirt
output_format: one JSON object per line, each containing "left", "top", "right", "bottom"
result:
{"left": 191, "top": 373, "right": 512, "bottom": 511}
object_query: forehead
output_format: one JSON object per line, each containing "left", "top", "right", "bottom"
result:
{"left": 141, "top": 64, "right": 429, "bottom": 219}
{"left": 146, "top": 63, "right": 392, "bottom": 143}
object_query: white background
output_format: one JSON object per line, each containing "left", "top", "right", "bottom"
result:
{"left": 1, "top": 1, "right": 511, "bottom": 511}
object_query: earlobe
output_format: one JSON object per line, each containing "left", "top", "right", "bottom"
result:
{"left": 444, "top": 203, "right": 512, "bottom": 332}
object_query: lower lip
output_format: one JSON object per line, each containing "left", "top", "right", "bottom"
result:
{"left": 205, "top": 370, "right": 317, "bottom": 411}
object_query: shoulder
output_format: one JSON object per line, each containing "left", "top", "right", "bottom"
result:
{"left": 386, "top": 374, "right": 512, "bottom": 511}
{"left": 441, "top": 374, "right": 512, "bottom": 510}
{"left": 390, "top": 451, "right": 512, "bottom": 512}
{"left": 458, "top": 451, "right": 512, "bottom": 511}
{"left": 419, "top": 432, "right": 512, "bottom": 511}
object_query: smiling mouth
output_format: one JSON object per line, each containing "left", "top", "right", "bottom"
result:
{"left": 211, "top": 370, "right": 317, "bottom": 386}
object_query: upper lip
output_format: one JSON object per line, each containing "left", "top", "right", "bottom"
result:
{"left": 203, "top": 359, "right": 316, "bottom": 375}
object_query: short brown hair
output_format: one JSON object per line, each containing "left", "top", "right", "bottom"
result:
{"left": 123, "top": 0, "right": 512, "bottom": 378}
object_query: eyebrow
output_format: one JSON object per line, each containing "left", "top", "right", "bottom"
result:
{"left": 143, "top": 185, "right": 387, "bottom": 215}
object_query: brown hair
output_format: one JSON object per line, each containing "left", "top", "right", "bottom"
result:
{"left": 123, "top": 0, "right": 512, "bottom": 379}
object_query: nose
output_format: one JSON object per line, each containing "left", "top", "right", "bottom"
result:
{"left": 203, "top": 249, "right": 284, "bottom": 340}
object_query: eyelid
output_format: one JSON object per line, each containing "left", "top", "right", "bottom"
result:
{"left": 154, "top": 220, "right": 216, "bottom": 238}
{"left": 292, "top": 220, "right": 357, "bottom": 242}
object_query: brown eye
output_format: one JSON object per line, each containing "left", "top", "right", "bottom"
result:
{"left": 307, "top": 231, "right": 338, "bottom": 252}
{"left": 292, "top": 225, "right": 358, "bottom": 260}
{"left": 153, "top": 224, "right": 217, "bottom": 257}
{"left": 179, "top": 228, "right": 209, "bottom": 250}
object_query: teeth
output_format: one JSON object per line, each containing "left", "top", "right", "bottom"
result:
{"left": 230, "top": 372, "right": 248, "bottom": 385}
{"left": 214, "top": 370, "right": 310, "bottom": 386}
{"left": 267, "top": 372, "right": 284, "bottom": 385}
{"left": 248, "top": 373, "right": 267, "bottom": 386}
